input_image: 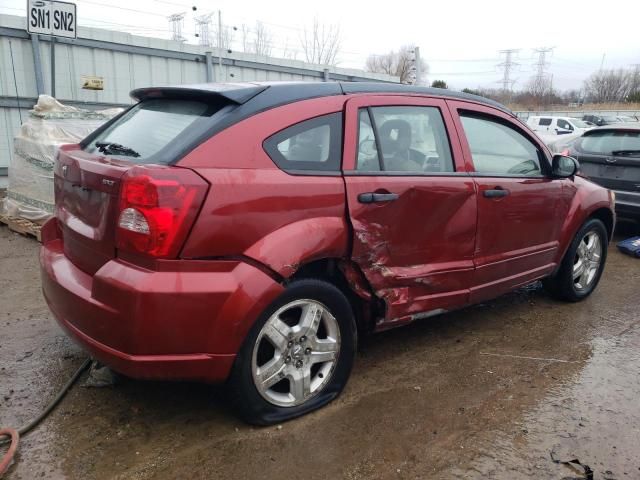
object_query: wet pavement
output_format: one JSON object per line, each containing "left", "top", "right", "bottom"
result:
{"left": 1, "top": 224, "right": 639, "bottom": 479}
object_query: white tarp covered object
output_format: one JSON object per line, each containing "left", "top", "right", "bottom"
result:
{"left": 1, "top": 95, "right": 122, "bottom": 222}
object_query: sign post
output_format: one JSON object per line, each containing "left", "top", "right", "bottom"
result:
{"left": 27, "top": 0, "right": 77, "bottom": 97}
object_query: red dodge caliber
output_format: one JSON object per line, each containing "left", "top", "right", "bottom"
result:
{"left": 40, "top": 82, "right": 614, "bottom": 424}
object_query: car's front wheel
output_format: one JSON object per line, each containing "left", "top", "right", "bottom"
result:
{"left": 228, "top": 279, "right": 357, "bottom": 425}
{"left": 543, "top": 218, "right": 608, "bottom": 301}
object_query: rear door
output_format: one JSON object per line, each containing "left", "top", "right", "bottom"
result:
{"left": 342, "top": 95, "right": 477, "bottom": 328}
{"left": 448, "top": 101, "right": 570, "bottom": 303}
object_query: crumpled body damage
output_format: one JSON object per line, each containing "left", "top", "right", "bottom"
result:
{"left": 345, "top": 178, "right": 478, "bottom": 331}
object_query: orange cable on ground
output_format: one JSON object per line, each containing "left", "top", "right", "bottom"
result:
{"left": 0, "top": 428, "right": 19, "bottom": 477}
{"left": 0, "top": 358, "right": 91, "bottom": 478}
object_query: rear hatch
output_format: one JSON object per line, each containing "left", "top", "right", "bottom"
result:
{"left": 54, "top": 86, "right": 266, "bottom": 274}
{"left": 572, "top": 127, "right": 640, "bottom": 192}
{"left": 55, "top": 148, "right": 130, "bottom": 274}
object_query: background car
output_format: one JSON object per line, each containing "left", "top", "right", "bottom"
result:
{"left": 582, "top": 114, "right": 624, "bottom": 126}
{"left": 564, "top": 123, "right": 640, "bottom": 223}
{"left": 527, "top": 116, "right": 593, "bottom": 135}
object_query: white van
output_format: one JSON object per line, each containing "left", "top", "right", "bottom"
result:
{"left": 526, "top": 116, "right": 593, "bottom": 135}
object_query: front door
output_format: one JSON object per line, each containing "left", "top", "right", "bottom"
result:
{"left": 448, "top": 101, "right": 570, "bottom": 303}
{"left": 342, "top": 95, "right": 477, "bottom": 329}
{"left": 555, "top": 118, "right": 574, "bottom": 135}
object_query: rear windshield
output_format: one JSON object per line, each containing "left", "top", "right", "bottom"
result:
{"left": 578, "top": 130, "right": 640, "bottom": 155}
{"left": 84, "top": 99, "right": 220, "bottom": 163}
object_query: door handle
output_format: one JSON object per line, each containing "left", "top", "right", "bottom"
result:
{"left": 358, "top": 192, "right": 399, "bottom": 204}
{"left": 483, "top": 188, "right": 509, "bottom": 198}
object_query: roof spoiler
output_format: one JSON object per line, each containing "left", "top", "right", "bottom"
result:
{"left": 130, "top": 83, "right": 269, "bottom": 104}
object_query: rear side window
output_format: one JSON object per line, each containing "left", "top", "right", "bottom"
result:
{"left": 84, "top": 99, "right": 222, "bottom": 163}
{"left": 356, "top": 106, "right": 454, "bottom": 173}
{"left": 460, "top": 113, "right": 542, "bottom": 176}
{"left": 539, "top": 118, "right": 552, "bottom": 126}
{"left": 356, "top": 109, "right": 380, "bottom": 171}
{"left": 578, "top": 130, "right": 640, "bottom": 155}
{"left": 263, "top": 113, "right": 342, "bottom": 173}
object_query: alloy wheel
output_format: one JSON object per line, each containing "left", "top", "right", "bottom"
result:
{"left": 573, "top": 231, "right": 602, "bottom": 291}
{"left": 251, "top": 299, "right": 341, "bottom": 407}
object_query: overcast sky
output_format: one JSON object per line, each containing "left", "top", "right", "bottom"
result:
{"left": 3, "top": 0, "right": 639, "bottom": 91}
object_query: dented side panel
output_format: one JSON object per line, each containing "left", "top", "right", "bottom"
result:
{"left": 345, "top": 176, "right": 477, "bottom": 328}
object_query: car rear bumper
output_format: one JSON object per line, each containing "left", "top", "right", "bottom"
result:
{"left": 614, "top": 189, "right": 640, "bottom": 220}
{"left": 40, "top": 219, "right": 284, "bottom": 382}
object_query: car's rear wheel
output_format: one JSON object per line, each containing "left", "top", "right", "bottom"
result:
{"left": 543, "top": 218, "right": 608, "bottom": 301}
{"left": 228, "top": 279, "right": 356, "bottom": 425}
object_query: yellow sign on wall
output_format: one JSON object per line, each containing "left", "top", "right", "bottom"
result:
{"left": 81, "top": 75, "right": 104, "bottom": 90}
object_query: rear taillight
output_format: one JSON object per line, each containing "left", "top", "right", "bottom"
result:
{"left": 561, "top": 148, "right": 571, "bottom": 156}
{"left": 116, "top": 166, "right": 208, "bottom": 258}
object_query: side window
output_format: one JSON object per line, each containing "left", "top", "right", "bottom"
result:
{"left": 460, "top": 113, "right": 543, "bottom": 176}
{"left": 356, "top": 106, "right": 454, "bottom": 173}
{"left": 539, "top": 118, "right": 552, "bottom": 126}
{"left": 356, "top": 109, "right": 380, "bottom": 172}
{"left": 263, "top": 113, "right": 342, "bottom": 172}
{"left": 557, "top": 119, "right": 572, "bottom": 130}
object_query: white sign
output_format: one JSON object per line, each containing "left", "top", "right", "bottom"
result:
{"left": 27, "top": 0, "right": 77, "bottom": 39}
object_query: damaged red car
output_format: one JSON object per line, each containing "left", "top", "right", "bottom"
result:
{"left": 40, "top": 82, "right": 614, "bottom": 424}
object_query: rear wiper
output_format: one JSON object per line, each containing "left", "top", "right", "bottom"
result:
{"left": 612, "top": 149, "right": 640, "bottom": 156}
{"left": 95, "top": 142, "right": 140, "bottom": 158}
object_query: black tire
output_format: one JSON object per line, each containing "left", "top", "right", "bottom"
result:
{"left": 543, "top": 218, "right": 608, "bottom": 302}
{"left": 228, "top": 279, "right": 357, "bottom": 425}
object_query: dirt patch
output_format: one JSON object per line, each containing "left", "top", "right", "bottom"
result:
{"left": 1, "top": 225, "right": 639, "bottom": 479}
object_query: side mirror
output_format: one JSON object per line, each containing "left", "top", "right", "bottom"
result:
{"left": 552, "top": 154, "right": 579, "bottom": 178}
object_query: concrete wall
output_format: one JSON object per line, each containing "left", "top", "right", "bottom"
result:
{"left": 0, "top": 14, "right": 399, "bottom": 171}
{"left": 515, "top": 110, "right": 640, "bottom": 120}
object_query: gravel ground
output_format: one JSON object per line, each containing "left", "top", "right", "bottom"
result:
{"left": 1, "top": 224, "right": 639, "bottom": 479}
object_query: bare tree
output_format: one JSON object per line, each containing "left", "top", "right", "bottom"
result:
{"left": 213, "top": 22, "right": 234, "bottom": 51}
{"left": 525, "top": 75, "right": 554, "bottom": 104}
{"left": 252, "top": 21, "right": 273, "bottom": 56}
{"left": 563, "top": 89, "right": 584, "bottom": 104}
{"left": 629, "top": 65, "right": 640, "bottom": 99}
{"left": 239, "top": 22, "right": 273, "bottom": 56}
{"left": 365, "top": 45, "right": 428, "bottom": 84}
{"left": 584, "top": 69, "right": 632, "bottom": 103}
{"left": 281, "top": 39, "right": 298, "bottom": 61}
{"left": 300, "top": 17, "right": 341, "bottom": 65}
{"left": 240, "top": 24, "right": 250, "bottom": 52}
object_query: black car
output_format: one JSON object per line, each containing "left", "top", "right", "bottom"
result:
{"left": 582, "top": 114, "right": 623, "bottom": 126}
{"left": 567, "top": 124, "right": 640, "bottom": 222}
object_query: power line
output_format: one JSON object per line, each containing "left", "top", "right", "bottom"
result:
{"left": 76, "top": 0, "right": 170, "bottom": 17}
